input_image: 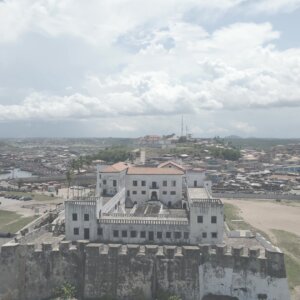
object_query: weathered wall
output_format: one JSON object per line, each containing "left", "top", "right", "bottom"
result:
{"left": 0, "top": 242, "right": 290, "bottom": 300}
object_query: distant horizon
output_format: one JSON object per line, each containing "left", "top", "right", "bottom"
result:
{"left": 0, "top": 1, "right": 300, "bottom": 137}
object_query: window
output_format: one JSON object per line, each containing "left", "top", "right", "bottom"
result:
{"left": 184, "top": 232, "right": 189, "bottom": 239}
{"left": 140, "top": 231, "right": 146, "bottom": 238}
{"left": 113, "top": 180, "right": 117, "bottom": 187}
{"left": 170, "top": 191, "right": 176, "bottom": 195}
{"left": 127, "top": 190, "right": 130, "bottom": 197}
{"left": 141, "top": 180, "right": 146, "bottom": 186}
{"left": 84, "top": 213, "right": 89, "bottom": 221}
{"left": 175, "top": 232, "right": 181, "bottom": 239}
{"left": 131, "top": 231, "right": 137, "bottom": 238}
{"left": 133, "top": 180, "right": 138, "bottom": 186}
{"left": 202, "top": 232, "right": 207, "bottom": 238}
{"left": 103, "top": 179, "right": 107, "bottom": 184}
{"left": 141, "top": 190, "right": 146, "bottom": 195}
{"left": 122, "top": 230, "right": 127, "bottom": 237}
{"left": 113, "top": 230, "right": 119, "bottom": 237}
{"left": 211, "top": 216, "right": 217, "bottom": 224}
{"left": 197, "top": 216, "right": 203, "bottom": 223}
{"left": 211, "top": 232, "right": 218, "bottom": 238}
{"left": 157, "top": 232, "right": 162, "bottom": 239}
{"left": 162, "top": 191, "right": 167, "bottom": 195}
{"left": 168, "top": 201, "right": 172, "bottom": 208}
{"left": 72, "top": 213, "right": 77, "bottom": 221}
{"left": 171, "top": 180, "right": 176, "bottom": 187}
{"left": 97, "top": 228, "right": 103, "bottom": 236}
{"left": 133, "top": 191, "right": 137, "bottom": 195}
{"left": 73, "top": 228, "right": 79, "bottom": 235}
{"left": 166, "top": 232, "right": 171, "bottom": 238}
{"left": 163, "top": 180, "right": 167, "bottom": 187}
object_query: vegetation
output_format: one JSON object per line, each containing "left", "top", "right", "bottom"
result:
{"left": 208, "top": 146, "right": 241, "bottom": 161}
{"left": 86, "top": 146, "right": 134, "bottom": 164}
{"left": 271, "top": 229, "right": 300, "bottom": 291}
{"left": 223, "top": 203, "right": 250, "bottom": 231}
{"left": 224, "top": 204, "right": 300, "bottom": 293}
{"left": 0, "top": 210, "right": 37, "bottom": 233}
{"left": 54, "top": 282, "right": 76, "bottom": 300}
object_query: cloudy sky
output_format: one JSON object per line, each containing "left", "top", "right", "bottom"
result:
{"left": 0, "top": 0, "right": 300, "bottom": 138}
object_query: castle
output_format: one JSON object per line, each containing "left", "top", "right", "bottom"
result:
{"left": 0, "top": 161, "right": 291, "bottom": 300}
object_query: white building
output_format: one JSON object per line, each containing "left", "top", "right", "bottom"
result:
{"left": 65, "top": 161, "right": 224, "bottom": 245}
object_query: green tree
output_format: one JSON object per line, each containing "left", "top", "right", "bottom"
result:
{"left": 65, "top": 170, "right": 74, "bottom": 199}
{"left": 54, "top": 282, "right": 76, "bottom": 299}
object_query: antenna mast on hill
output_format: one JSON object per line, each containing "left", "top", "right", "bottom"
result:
{"left": 181, "top": 115, "right": 184, "bottom": 137}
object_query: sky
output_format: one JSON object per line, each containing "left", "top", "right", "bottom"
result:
{"left": 0, "top": 0, "right": 300, "bottom": 138}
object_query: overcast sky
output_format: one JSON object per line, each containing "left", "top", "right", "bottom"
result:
{"left": 0, "top": 0, "right": 300, "bottom": 138}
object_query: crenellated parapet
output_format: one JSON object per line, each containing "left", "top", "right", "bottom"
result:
{"left": 0, "top": 240, "right": 288, "bottom": 300}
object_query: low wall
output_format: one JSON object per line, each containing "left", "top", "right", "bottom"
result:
{"left": 0, "top": 241, "right": 290, "bottom": 300}
{"left": 212, "top": 192, "right": 300, "bottom": 201}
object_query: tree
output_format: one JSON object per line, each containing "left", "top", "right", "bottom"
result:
{"left": 54, "top": 282, "right": 76, "bottom": 300}
{"left": 65, "top": 170, "right": 74, "bottom": 199}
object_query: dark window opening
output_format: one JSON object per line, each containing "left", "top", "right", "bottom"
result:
{"left": 157, "top": 232, "right": 162, "bottom": 239}
{"left": 84, "top": 213, "right": 89, "bottom": 221}
{"left": 202, "top": 232, "right": 207, "bottom": 238}
{"left": 175, "top": 232, "right": 181, "bottom": 239}
{"left": 130, "top": 231, "right": 137, "bottom": 238}
{"left": 140, "top": 231, "right": 146, "bottom": 238}
{"left": 113, "top": 230, "right": 119, "bottom": 237}
{"left": 197, "top": 215, "right": 203, "bottom": 223}
{"left": 84, "top": 228, "right": 90, "bottom": 240}
{"left": 211, "top": 232, "right": 217, "bottom": 238}
{"left": 166, "top": 232, "right": 171, "bottom": 238}
{"left": 73, "top": 228, "right": 79, "bottom": 235}
{"left": 97, "top": 228, "right": 103, "bottom": 236}
{"left": 211, "top": 216, "right": 217, "bottom": 223}
{"left": 72, "top": 213, "right": 77, "bottom": 221}
{"left": 122, "top": 230, "right": 127, "bottom": 238}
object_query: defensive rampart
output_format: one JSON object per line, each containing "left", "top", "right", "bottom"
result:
{"left": 0, "top": 241, "right": 290, "bottom": 300}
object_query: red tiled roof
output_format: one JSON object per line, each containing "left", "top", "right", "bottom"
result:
{"left": 157, "top": 161, "right": 185, "bottom": 171}
{"left": 127, "top": 167, "right": 184, "bottom": 175}
{"left": 102, "top": 162, "right": 130, "bottom": 173}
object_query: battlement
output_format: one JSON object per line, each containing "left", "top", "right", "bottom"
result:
{"left": 0, "top": 239, "right": 289, "bottom": 300}
{"left": 0, "top": 240, "right": 285, "bottom": 277}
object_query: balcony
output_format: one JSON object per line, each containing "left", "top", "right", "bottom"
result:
{"left": 149, "top": 184, "right": 159, "bottom": 189}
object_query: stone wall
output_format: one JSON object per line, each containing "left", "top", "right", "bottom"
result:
{"left": 0, "top": 242, "right": 290, "bottom": 300}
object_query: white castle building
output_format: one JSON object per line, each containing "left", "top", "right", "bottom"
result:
{"left": 65, "top": 161, "right": 224, "bottom": 245}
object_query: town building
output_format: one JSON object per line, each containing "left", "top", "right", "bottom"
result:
{"left": 65, "top": 162, "right": 224, "bottom": 245}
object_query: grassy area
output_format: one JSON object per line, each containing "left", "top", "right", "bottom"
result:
{"left": 271, "top": 229, "right": 300, "bottom": 291}
{"left": 0, "top": 210, "right": 20, "bottom": 228}
{"left": 0, "top": 210, "right": 37, "bottom": 233}
{"left": 224, "top": 203, "right": 251, "bottom": 231}
{"left": 224, "top": 203, "right": 300, "bottom": 295}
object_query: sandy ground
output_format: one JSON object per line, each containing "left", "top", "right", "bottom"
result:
{"left": 222, "top": 199, "right": 300, "bottom": 238}
{"left": 223, "top": 198, "right": 300, "bottom": 300}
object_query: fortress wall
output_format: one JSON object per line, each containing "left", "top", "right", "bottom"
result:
{"left": 199, "top": 245, "right": 290, "bottom": 300}
{"left": 0, "top": 242, "right": 290, "bottom": 300}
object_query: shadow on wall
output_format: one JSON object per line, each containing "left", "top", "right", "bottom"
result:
{"left": 202, "top": 295, "right": 239, "bottom": 300}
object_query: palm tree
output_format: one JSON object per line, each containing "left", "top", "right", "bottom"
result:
{"left": 66, "top": 169, "right": 74, "bottom": 199}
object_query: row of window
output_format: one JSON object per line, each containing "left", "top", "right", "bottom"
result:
{"left": 73, "top": 228, "right": 218, "bottom": 239}
{"left": 132, "top": 180, "right": 177, "bottom": 187}
{"left": 112, "top": 230, "right": 189, "bottom": 239}
{"left": 129, "top": 190, "right": 177, "bottom": 196}
{"left": 72, "top": 213, "right": 89, "bottom": 221}
{"left": 102, "top": 179, "right": 117, "bottom": 186}
{"left": 197, "top": 215, "right": 217, "bottom": 224}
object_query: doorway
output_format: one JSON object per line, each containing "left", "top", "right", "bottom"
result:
{"left": 84, "top": 228, "right": 90, "bottom": 240}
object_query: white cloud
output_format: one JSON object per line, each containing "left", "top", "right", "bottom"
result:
{"left": 232, "top": 121, "right": 256, "bottom": 133}
{"left": 0, "top": 21, "right": 300, "bottom": 122}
